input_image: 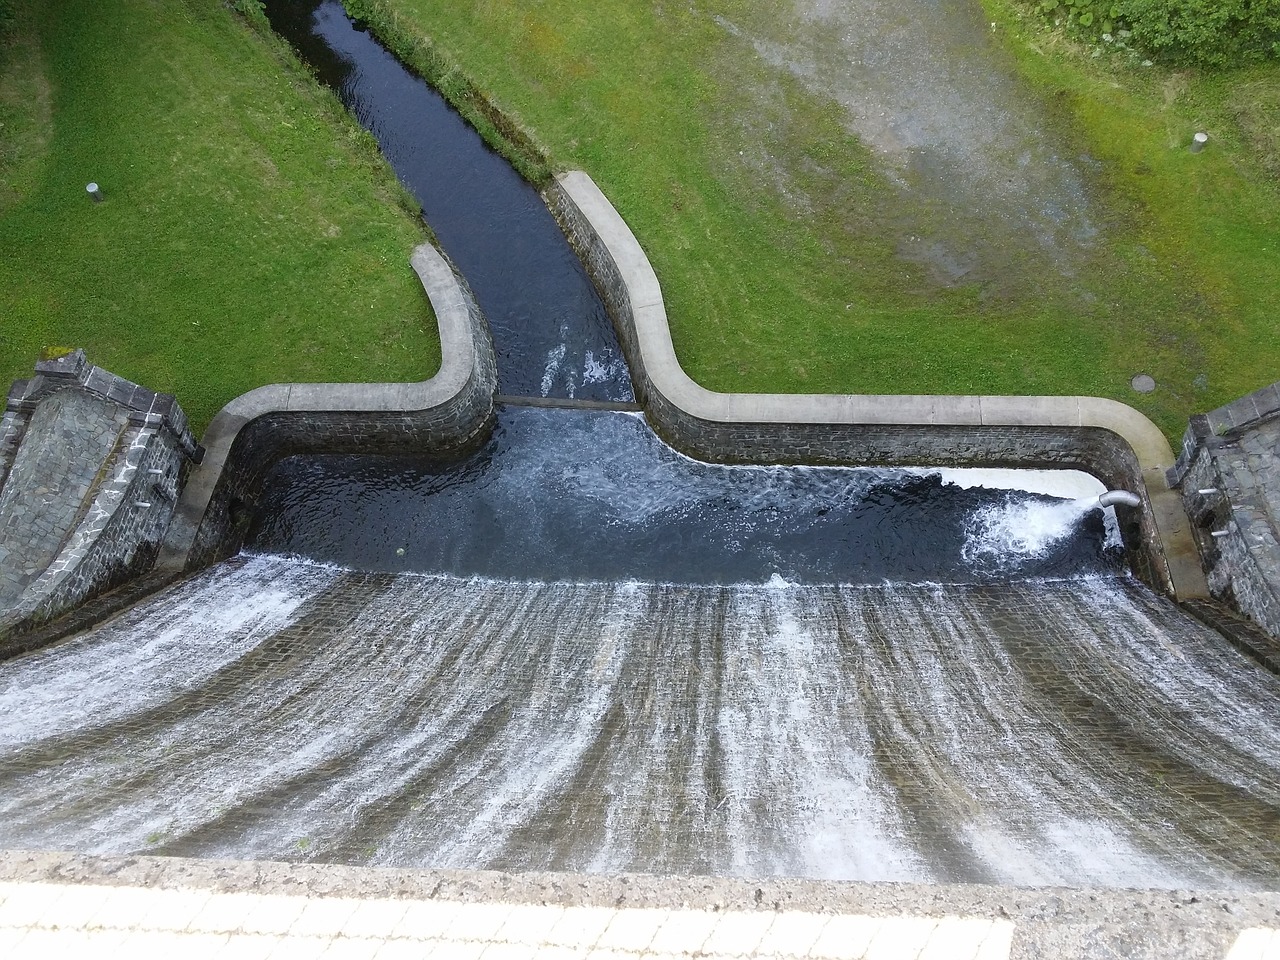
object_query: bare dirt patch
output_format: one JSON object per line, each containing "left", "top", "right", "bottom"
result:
{"left": 712, "top": 0, "right": 1103, "bottom": 294}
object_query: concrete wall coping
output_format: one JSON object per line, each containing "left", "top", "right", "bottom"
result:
{"left": 558, "top": 172, "right": 1175, "bottom": 470}
{"left": 157, "top": 243, "right": 481, "bottom": 572}
{"left": 553, "top": 170, "right": 1208, "bottom": 599}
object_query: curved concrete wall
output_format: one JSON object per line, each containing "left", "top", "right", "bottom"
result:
{"left": 544, "top": 171, "right": 1207, "bottom": 600}
{"left": 158, "top": 243, "right": 498, "bottom": 572}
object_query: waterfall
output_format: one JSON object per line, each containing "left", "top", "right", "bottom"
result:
{"left": 1, "top": 554, "right": 1277, "bottom": 889}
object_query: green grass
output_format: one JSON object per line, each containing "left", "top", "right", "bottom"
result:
{"left": 361, "top": 0, "right": 1279, "bottom": 440}
{"left": 0, "top": 0, "right": 441, "bottom": 432}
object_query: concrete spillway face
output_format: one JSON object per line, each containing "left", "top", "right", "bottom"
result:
{"left": 1, "top": 552, "right": 1279, "bottom": 889}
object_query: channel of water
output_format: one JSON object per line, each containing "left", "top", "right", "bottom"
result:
{"left": 264, "top": 0, "right": 632, "bottom": 402}
{"left": 0, "top": 0, "right": 1277, "bottom": 890}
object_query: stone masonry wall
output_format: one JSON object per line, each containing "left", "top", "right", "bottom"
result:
{"left": 1169, "top": 384, "right": 1280, "bottom": 638}
{"left": 0, "top": 391, "right": 131, "bottom": 611}
{"left": 0, "top": 351, "right": 198, "bottom": 642}
{"left": 0, "top": 399, "right": 32, "bottom": 494}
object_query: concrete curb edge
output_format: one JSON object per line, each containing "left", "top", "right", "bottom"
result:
{"left": 155, "top": 243, "right": 494, "bottom": 573}
{"left": 545, "top": 170, "right": 1208, "bottom": 601}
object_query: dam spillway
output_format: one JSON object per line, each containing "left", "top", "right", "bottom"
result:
{"left": 2, "top": 0, "right": 1275, "bottom": 901}
{"left": 1, "top": 554, "right": 1278, "bottom": 888}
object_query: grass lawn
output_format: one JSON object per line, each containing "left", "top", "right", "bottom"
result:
{"left": 0, "top": 0, "right": 441, "bottom": 432}
{"left": 357, "top": 0, "right": 1278, "bottom": 441}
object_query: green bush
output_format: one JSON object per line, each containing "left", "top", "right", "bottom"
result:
{"left": 1119, "top": 0, "right": 1280, "bottom": 66}
{"left": 1038, "top": 0, "right": 1280, "bottom": 66}
{"left": 229, "top": 0, "right": 270, "bottom": 30}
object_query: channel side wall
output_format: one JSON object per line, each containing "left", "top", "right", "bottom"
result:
{"left": 1168, "top": 383, "right": 1280, "bottom": 638}
{"left": 157, "top": 243, "right": 498, "bottom": 572}
{"left": 544, "top": 171, "right": 1208, "bottom": 600}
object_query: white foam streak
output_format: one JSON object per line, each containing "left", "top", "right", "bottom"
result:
{"left": 0, "top": 556, "right": 335, "bottom": 751}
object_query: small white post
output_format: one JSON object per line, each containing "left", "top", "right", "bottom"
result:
{"left": 86, "top": 182, "right": 104, "bottom": 202}
{"left": 1190, "top": 132, "right": 1208, "bottom": 153}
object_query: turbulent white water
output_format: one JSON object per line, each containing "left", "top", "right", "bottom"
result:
{"left": 1, "top": 554, "right": 1278, "bottom": 888}
{"left": 961, "top": 495, "right": 1121, "bottom": 569}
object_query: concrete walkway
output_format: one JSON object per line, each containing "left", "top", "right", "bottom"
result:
{"left": 0, "top": 881, "right": 1012, "bottom": 960}
{"left": 2, "top": 852, "right": 1279, "bottom": 960}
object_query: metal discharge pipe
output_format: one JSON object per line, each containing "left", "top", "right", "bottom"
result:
{"left": 1097, "top": 490, "right": 1142, "bottom": 509}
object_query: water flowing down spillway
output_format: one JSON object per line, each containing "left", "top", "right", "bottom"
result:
{"left": 1, "top": 554, "right": 1278, "bottom": 888}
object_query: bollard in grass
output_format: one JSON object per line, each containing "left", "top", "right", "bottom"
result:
{"left": 1190, "top": 132, "right": 1208, "bottom": 153}
{"left": 86, "top": 182, "right": 104, "bottom": 202}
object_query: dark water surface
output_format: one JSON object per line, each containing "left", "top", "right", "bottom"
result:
{"left": 248, "top": 405, "right": 1121, "bottom": 584}
{"left": 262, "top": 0, "right": 632, "bottom": 401}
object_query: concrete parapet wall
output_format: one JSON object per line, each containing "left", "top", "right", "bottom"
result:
{"left": 1169, "top": 382, "right": 1280, "bottom": 639}
{"left": 158, "top": 243, "right": 498, "bottom": 571}
{"left": 0, "top": 352, "right": 198, "bottom": 646}
{"left": 544, "top": 171, "right": 1207, "bottom": 599}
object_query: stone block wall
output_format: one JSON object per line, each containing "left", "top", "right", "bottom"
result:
{"left": 0, "top": 390, "right": 32, "bottom": 494}
{"left": 0, "top": 351, "right": 198, "bottom": 642}
{"left": 1169, "top": 384, "right": 1280, "bottom": 638}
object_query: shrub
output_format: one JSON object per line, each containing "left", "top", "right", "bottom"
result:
{"left": 1119, "top": 0, "right": 1280, "bottom": 66}
{"left": 1039, "top": 0, "right": 1280, "bottom": 66}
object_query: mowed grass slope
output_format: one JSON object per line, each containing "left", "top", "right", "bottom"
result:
{"left": 0, "top": 0, "right": 440, "bottom": 432}
{"left": 364, "top": 0, "right": 1278, "bottom": 439}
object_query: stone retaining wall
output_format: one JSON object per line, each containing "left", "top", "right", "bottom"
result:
{"left": 544, "top": 171, "right": 1207, "bottom": 599}
{"left": 0, "top": 351, "right": 198, "bottom": 642}
{"left": 157, "top": 243, "right": 498, "bottom": 571}
{"left": 1168, "top": 383, "right": 1280, "bottom": 638}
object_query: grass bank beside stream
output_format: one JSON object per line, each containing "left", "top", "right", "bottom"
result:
{"left": 0, "top": 0, "right": 441, "bottom": 432}
{"left": 362, "top": 0, "right": 1278, "bottom": 441}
